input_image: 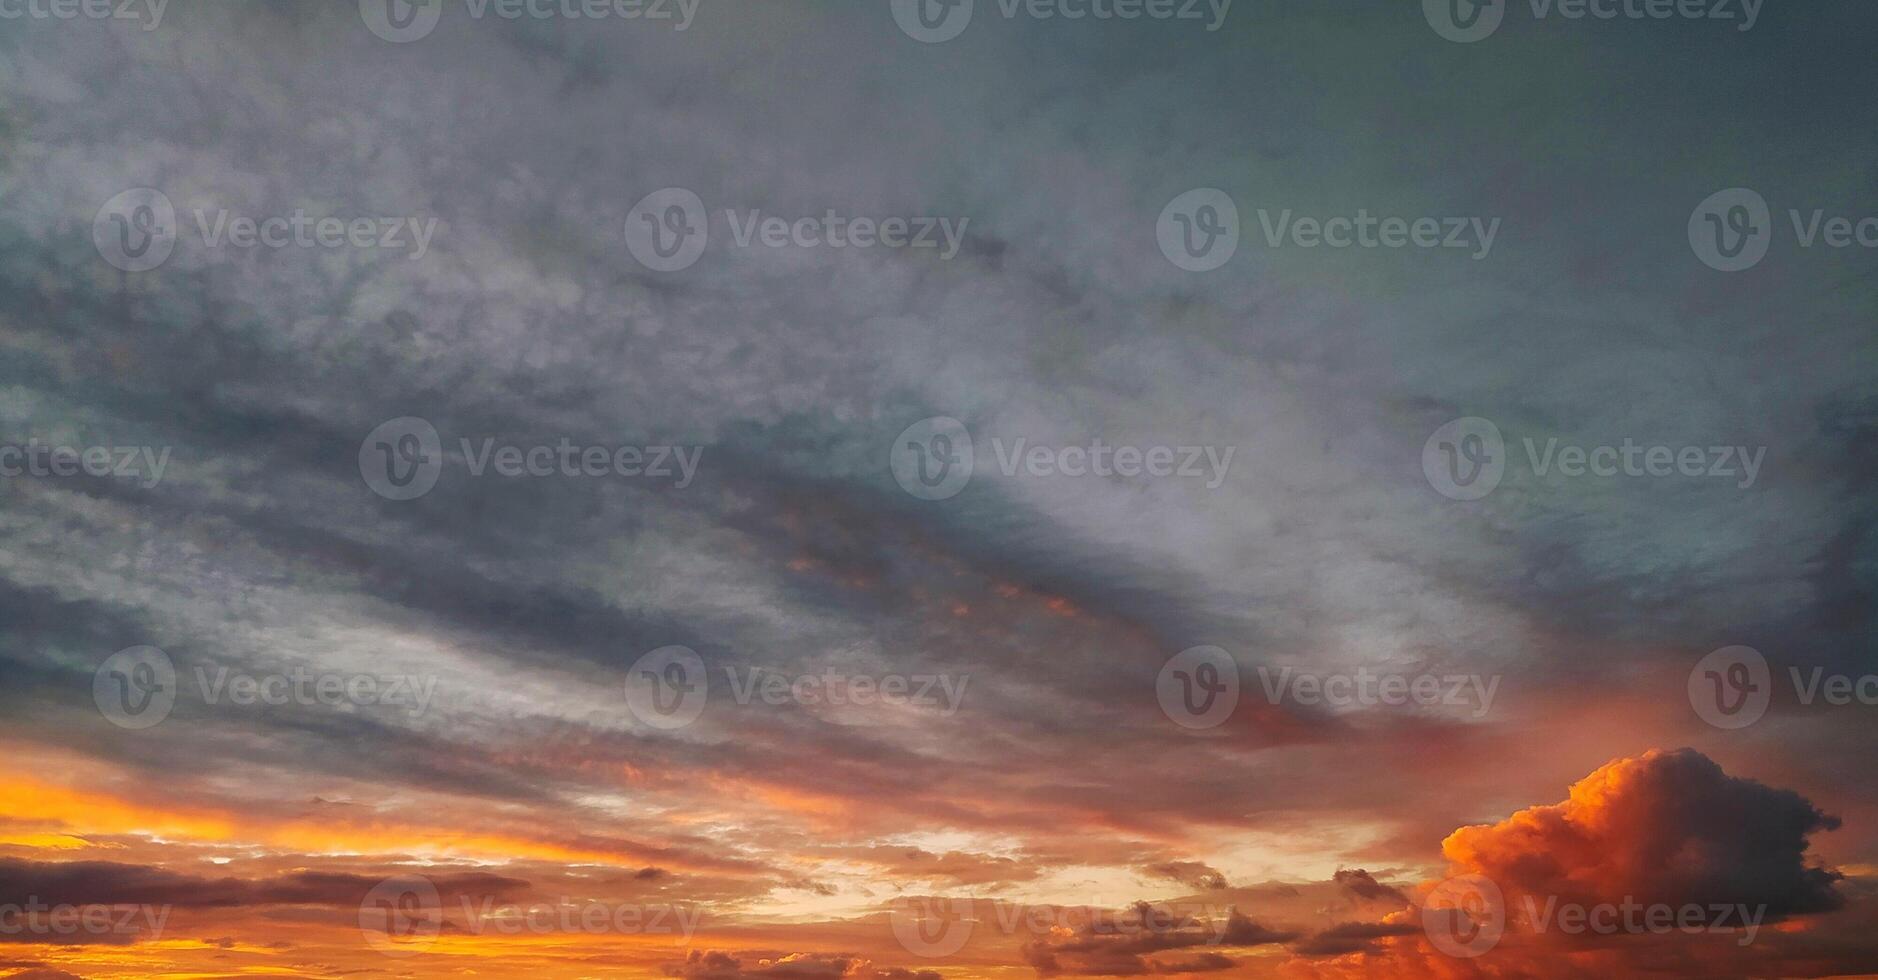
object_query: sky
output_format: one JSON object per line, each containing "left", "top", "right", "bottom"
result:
{"left": 0, "top": 0, "right": 1876, "bottom": 977}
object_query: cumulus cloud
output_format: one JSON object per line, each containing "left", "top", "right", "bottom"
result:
{"left": 1331, "top": 869, "right": 1406, "bottom": 905}
{"left": 1443, "top": 748, "right": 1843, "bottom": 920}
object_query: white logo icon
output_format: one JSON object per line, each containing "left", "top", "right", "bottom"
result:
{"left": 359, "top": 875, "right": 443, "bottom": 956}
{"left": 1156, "top": 189, "right": 1239, "bottom": 272}
{"left": 1423, "top": 0, "right": 1504, "bottom": 42}
{"left": 891, "top": 417, "right": 974, "bottom": 500}
{"left": 93, "top": 646, "right": 177, "bottom": 730}
{"left": 1422, "top": 874, "right": 1504, "bottom": 957}
{"left": 891, "top": 0, "right": 972, "bottom": 42}
{"left": 1423, "top": 417, "right": 1504, "bottom": 501}
{"left": 360, "top": 0, "right": 443, "bottom": 42}
{"left": 94, "top": 188, "right": 177, "bottom": 273}
{"left": 889, "top": 897, "right": 975, "bottom": 956}
{"left": 1689, "top": 188, "right": 1771, "bottom": 272}
{"left": 1688, "top": 645, "right": 1771, "bottom": 729}
{"left": 625, "top": 188, "right": 709, "bottom": 272}
{"left": 1156, "top": 645, "right": 1240, "bottom": 731}
{"left": 625, "top": 645, "right": 709, "bottom": 730}
{"left": 360, "top": 417, "right": 444, "bottom": 501}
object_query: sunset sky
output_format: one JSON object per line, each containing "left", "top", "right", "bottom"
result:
{"left": 1, "top": 1, "right": 1876, "bottom": 978}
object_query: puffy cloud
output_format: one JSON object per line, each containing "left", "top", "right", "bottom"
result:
{"left": 1443, "top": 748, "right": 1843, "bottom": 919}
{"left": 1331, "top": 869, "right": 1406, "bottom": 906}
